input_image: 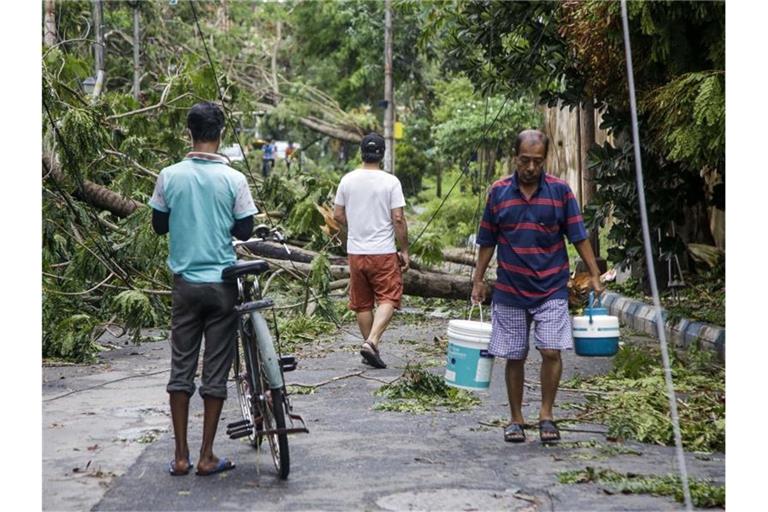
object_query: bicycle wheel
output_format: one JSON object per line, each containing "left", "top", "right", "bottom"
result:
{"left": 258, "top": 377, "right": 290, "bottom": 479}
{"left": 233, "top": 323, "right": 260, "bottom": 448}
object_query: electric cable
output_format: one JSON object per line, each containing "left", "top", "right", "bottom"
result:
{"left": 619, "top": 1, "right": 693, "bottom": 509}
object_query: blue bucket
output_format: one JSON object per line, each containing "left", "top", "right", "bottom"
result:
{"left": 573, "top": 292, "right": 620, "bottom": 357}
{"left": 444, "top": 318, "right": 494, "bottom": 390}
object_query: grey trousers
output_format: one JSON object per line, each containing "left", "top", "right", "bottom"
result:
{"left": 167, "top": 275, "right": 238, "bottom": 399}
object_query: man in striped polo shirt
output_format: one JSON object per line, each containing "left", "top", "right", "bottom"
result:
{"left": 471, "top": 129, "right": 603, "bottom": 444}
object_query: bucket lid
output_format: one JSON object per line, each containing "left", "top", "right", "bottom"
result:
{"left": 448, "top": 319, "right": 492, "bottom": 336}
{"left": 588, "top": 307, "right": 609, "bottom": 315}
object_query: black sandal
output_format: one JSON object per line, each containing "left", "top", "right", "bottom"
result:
{"left": 504, "top": 423, "right": 526, "bottom": 443}
{"left": 360, "top": 341, "right": 387, "bottom": 369}
{"left": 539, "top": 419, "right": 561, "bottom": 444}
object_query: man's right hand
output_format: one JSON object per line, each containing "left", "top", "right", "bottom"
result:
{"left": 398, "top": 251, "right": 410, "bottom": 273}
{"left": 471, "top": 280, "right": 487, "bottom": 304}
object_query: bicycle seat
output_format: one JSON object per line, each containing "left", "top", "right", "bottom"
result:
{"left": 221, "top": 260, "right": 270, "bottom": 281}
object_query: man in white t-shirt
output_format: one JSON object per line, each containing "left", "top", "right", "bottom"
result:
{"left": 333, "top": 133, "right": 409, "bottom": 369}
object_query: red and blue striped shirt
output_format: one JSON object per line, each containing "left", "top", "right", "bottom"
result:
{"left": 476, "top": 172, "right": 587, "bottom": 308}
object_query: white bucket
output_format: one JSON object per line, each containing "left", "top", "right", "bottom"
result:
{"left": 445, "top": 308, "right": 494, "bottom": 390}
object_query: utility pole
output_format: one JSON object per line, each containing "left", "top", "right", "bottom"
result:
{"left": 131, "top": 1, "right": 141, "bottom": 101}
{"left": 91, "top": 0, "right": 105, "bottom": 100}
{"left": 383, "top": 0, "right": 395, "bottom": 174}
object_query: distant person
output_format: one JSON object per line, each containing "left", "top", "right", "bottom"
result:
{"left": 285, "top": 142, "right": 295, "bottom": 171}
{"left": 149, "top": 102, "right": 258, "bottom": 476}
{"left": 333, "top": 133, "right": 409, "bottom": 369}
{"left": 262, "top": 138, "right": 275, "bottom": 178}
{"left": 471, "top": 129, "right": 603, "bottom": 444}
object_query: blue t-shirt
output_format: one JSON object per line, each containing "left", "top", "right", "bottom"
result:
{"left": 476, "top": 172, "right": 587, "bottom": 308}
{"left": 263, "top": 143, "right": 275, "bottom": 159}
{"left": 149, "top": 152, "right": 258, "bottom": 283}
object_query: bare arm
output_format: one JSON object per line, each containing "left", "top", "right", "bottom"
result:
{"left": 573, "top": 238, "right": 605, "bottom": 295}
{"left": 333, "top": 204, "right": 347, "bottom": 226}
{"left": 333, "top": 204, "right": 348, "bottom": 248}
{"left": 391, "top": 207, "right": 410, "bottom": 271}
{"left": 471, "top": 246, "right": 495, "bottom": 304}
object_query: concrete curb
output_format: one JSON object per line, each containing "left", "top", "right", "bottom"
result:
{"left": 602, "top": 291, "right": 725, "bottom": 361}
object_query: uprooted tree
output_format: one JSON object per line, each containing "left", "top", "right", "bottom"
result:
{"left": 41, "top": 1, "right": 496, "bottom": 362}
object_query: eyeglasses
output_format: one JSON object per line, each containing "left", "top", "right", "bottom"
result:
{"left": 516, "top": 156, "right": 545, "bottom": 166}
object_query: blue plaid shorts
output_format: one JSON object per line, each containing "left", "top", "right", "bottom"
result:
{"left": 488, "top": 299, "right": 573, "bottom": 360}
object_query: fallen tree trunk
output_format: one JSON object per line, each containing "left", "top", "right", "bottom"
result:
{"left": 242, "top": 240, "right": 347, "bottom": 265}
{"left": 242, "top": 248, "right": 493, "bottom": 303}
{"left": 43, "top": 154, "right": 142, "bottom": 218}
{"left": 442, "top": 248, "right": 477, "bottom": 267}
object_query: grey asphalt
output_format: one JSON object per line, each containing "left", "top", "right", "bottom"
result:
{"left": 44, "top": 318, "right": 724, "bottom": 511}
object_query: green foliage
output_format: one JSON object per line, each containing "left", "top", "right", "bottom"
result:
{"left": 374, "top": 364, "right": 480, "bottom": 413}
{"left": 642, "top": 71, "right": 725, "bottom": 172}
{"left": 558, "top": 467, "right": 724, "bottom": 508}
{"left": 432, "top": 80, "right": 542, "bottom": 163}
{"left": 111, "top": 290, "right": 159, "bottom": 344}
{"left": 44, "top": 312, "right": 100, "bottom": 363}
{"left": 562, "top": 344, "right": 725, "bottom": 452}
{"left": 410, "top": 231, "right": 445, "bottom": 267}
{"left": 278, "top": 314, "right": 335, "bottom": 343}
{"left": 395, "top": 142, "right": 429, "bottom": 197}
{"left": 431, "top": 0, "right": 725, "bottom": 287}
{"left": 583, "top": 140, "right": 693, "bottom": 271}
{"left": 416, "top": 177, "right": 483, "bottom": 248}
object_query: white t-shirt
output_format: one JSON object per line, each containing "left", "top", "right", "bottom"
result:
{"left": 334, "top": 168, "right": 406, "bottom": 255}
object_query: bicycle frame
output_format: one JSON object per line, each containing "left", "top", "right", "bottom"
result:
{"left": 232, "top": 260, "right": 308, "bottom": 438}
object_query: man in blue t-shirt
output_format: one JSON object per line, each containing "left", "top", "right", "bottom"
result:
{"left": 261, "top": 138, "right": 275, "bottom": 178}
{"left": 149, "top": 102, "right": 258, "bottom": 476}
{"left": 471, "top": 129, "right": 603, "bottom": 445}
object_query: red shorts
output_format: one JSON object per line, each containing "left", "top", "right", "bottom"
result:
{"left": 348, "top": 253, "right": 403, "bottom": 312}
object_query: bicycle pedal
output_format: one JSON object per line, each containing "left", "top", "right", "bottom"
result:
{"left": 226, "top": 419, "right": 250, "bottom": 430}
{"left": 280, "top": 354, "right": 298, "bottom": 372}
{"left": 229, "top": 427, "right": 254, "bottom": 440}
{"left": 227, "top": 422, "right": 253, "bottom": 435}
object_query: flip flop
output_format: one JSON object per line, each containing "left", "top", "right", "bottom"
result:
{"left": 504, "top": 423, "right": 526, "bottom": 443}
{"left": 539, "top": 419, "right": 561, "bottom": 444}
{"left": 196, "top": 458, "right": 235, "bottom": 476}
{"left": 360, "top": 341, "right": 387, "bottom": 369}
{"left": 169, "top": 459, "right": 193, "bottom": 476}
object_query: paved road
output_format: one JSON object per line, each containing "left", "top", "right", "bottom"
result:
{"left": 44, "top": 319, "right": 724, "bottom": 511}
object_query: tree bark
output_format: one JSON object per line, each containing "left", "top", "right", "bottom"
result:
{"left": 442, "top": 248, "right": 476, "bottom": 267}
{"left": 297, "top": 116, "right": 363, "bottom": 143}
{"left": 242, "top": 240, "right": 347, "bottom": 265}
{"left": 241, "top": 244, "right": 493, "bottom": 302}
{"left": 43, "top": 154, "right": 141, "bottom": 218}
{"left": 44, "top": 0, "right": 57, "bottom": 47}
{"left": 271, "top": 20, "right": 282, "bottom": 98}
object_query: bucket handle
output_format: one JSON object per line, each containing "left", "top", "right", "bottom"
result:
{"left": 468, "top": 303, "right": 484, "bottom": 323}
{"left": 587, "top": 291, "right": 604, "bottom": 325}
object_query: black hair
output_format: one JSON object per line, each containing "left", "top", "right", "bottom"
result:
{"left": 514, "top": 129, "right": 549, "bottom": 156}
{"left": 360, "top": 132, "right": 385, "bottom": 163}
{"left": 187, "top": 102, "right": 225, "bottom": 142}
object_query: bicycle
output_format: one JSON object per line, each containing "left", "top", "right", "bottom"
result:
{"left": 223, "top": 225, "right": 309, "bottom": 480}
